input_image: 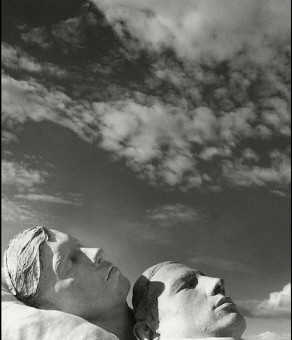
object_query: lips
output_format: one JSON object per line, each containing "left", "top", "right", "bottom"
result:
{"left": 215, "top": 296, "right": 236, "bottom": 308}
{"left": 106, "top": 266, "right": 113, "bottom": 281}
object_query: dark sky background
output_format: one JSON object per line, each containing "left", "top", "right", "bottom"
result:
{"left": 2, "top": 0, "right": 291, "bottom": 338}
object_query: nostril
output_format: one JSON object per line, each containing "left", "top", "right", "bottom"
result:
{"left": 95, "top": 256, "right": 102, "bottom": 265}
{"left": 214, "top": 280, "right": 225, "bottom": 295}
{"left": 214, "top": 286, "right": 225, "bottom": 295}
{"left": 214, "top": 285, "right": 221, "bottom": 295}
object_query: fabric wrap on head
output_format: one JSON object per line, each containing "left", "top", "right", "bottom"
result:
{"left": 3, "top": 226, "right": 49, "bottom": 300}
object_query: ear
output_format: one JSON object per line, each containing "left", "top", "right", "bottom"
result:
{"left": 133, "top": 322, "right": 159, "bottom": 340}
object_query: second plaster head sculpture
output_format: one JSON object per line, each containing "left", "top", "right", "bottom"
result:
{"left": 4, "top": 226, "right": 130, "bottom": 320}
{"left": 132, "top": 262, "right": 246, "bottom": 340}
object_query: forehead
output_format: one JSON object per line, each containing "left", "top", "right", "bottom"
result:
{"left": 151, "top": 263, "right": 198, "bottom": 284}
{"left": 48, "top": 229, "right": 71, "bottom": 243}
{"left": 40, "top": 230, "right": 75, "bottom": 266}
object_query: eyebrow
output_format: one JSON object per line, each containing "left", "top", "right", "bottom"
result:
{"left": 171, "top": 271, "right": 204, "bottom": 292}
{"left": 54, "top": 240, "right": 76, "bottom": 275}
{"left": 54, "top": 252, "right": 69, "bottom": 276}
{"left": 53, "top": 237, "right": 83, "bottom": 275}
{"left": 74, "top": 239, "right": 83, "bottom": 247}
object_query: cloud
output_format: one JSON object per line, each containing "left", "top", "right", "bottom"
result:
{"left": 1, "top": 196, "right": 38, "bottom": 222}
{"left": 222, "top": 151, "right": 291, "bottom": 187}
{"left": 116, "top": 219, "right": 175, "bottom": 246}
{"left": 93, "top": 0, "right": 291, "bottom": 63}
{"left": 188, "top": 256, "right": 254, "bottom": 274}
{"left": 147, "top": 204, "right": 201, "bottom": 227}
{"left": 2, "top": 44, "right": 68, "bottom": 77}
{"left": 113, "top": 205, "right": 201, "bottom": 245}
{"left": 2, "top": 131, "right": 18, "bottom": 144}
{"left": 2, "top": 158, "right": 84, "bottom": 219}
{"left": 270, "top": 190, "right": 289, "bottom": 198}
{"left": 246, "top": 332, "right": 291, "bottom": 340}
{"left": 2, "top": 160, "right": 47, "bottom": 191}
{"left": 2, "top": 73, "right": 99, "bottom": 144}
{"left": 20, "top": 16, "right": 86, "bottom": 52}
{"left": 14, "top": 193, "right": 83, "bottom": 206}
{"left": 51, "top": 17, "right": 85, "bottom": 51}
{"left": 21, "top": 27, "right": 51, "bottom": 49}
{"left": 239, "top": 283, "right": 291, "bottom": 319}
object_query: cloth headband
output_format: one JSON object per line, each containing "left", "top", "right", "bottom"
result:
{"left": 3, "top": 226, "right": 49, "bottom": 299}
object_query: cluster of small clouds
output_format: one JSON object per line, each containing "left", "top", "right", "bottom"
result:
{"left": 2, "top": 0, "right": 291, "bottom": 192}
{"left": 95, "top": 99, "right": 291, "bottom": 190}
{"left": 239, "top": 283, "right": 291, "bottom": 319}
{"left": 3, "top": 63, "right": 290, "bottom": 191}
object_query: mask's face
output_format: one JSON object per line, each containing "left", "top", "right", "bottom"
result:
{"left": 40, "top": 229, "right": 130, "bottom": 320}
{"left": 151, "top": 263, "right": 246, "bottom": 339}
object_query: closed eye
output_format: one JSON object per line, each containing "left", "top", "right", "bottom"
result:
{"left": 66, "top": 252, "right": 80, "bottom": 271}
{"left": 176, "top": 275, "right": 198, "bottom": 292}
{"left": 70, "top": 250, "right": 81, "bottom": 264}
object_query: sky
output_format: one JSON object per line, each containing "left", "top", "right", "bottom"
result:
{"left": 1, "top": 0, "right": 291, "bottom": 338}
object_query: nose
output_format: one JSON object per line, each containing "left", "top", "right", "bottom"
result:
{"left": 200, "top": 276, "right": 225, "bottom": 296}
{"left": 80, "top": 247, "right": 104, "bottom": 265}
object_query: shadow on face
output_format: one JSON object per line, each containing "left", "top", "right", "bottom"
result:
{"left": 133, "top": 277, "right": 165, "bottom": 340}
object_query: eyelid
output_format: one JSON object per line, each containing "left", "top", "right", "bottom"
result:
{"left": 71, "top": 250, "right": 81, "bottom": 262}
{"left": 176, "top": 275, "right": 198, "bottom": 292}
{"left": 55, "top": 257, "right": 69, "bottom": 277}
{"left": 55, "top": 259, "right": 62, "bottom": 274}
{"left": 60, "top": 252, "right": 77, "bottom": 274}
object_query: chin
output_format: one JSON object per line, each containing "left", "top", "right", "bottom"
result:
{"left": 219, "top": 312, "right": 246, "bottom": 339}
{"left": 233, "top": 313, "right": 246, "bottom": 338}
{"left": 119, "top": 274, "right": 131, "bottom": 297}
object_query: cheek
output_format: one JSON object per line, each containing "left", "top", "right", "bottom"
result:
{"left": 158, "top": 296, "right": 196, "bottom": 337}
{"left": 55, "top": 278, "right": 75, "bottom": 294}
{"left": 161, "top": 292, "right": 211, "bottom": 323}
{"left": 55, "top": 275, "right": 94, "bottom": 299}
{"left": 159, "top": 294, "right": 216, "bottom": 337}
{"left": 174, "top": 291, "right": 203, "bottom": 310}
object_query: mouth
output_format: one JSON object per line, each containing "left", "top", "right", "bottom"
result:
{"left": 215, "top": 296, "right": 236, "bottom": 309}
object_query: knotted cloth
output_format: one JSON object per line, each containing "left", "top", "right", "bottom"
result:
{"left": 3, "top": 226, "right": 49, "bottom": 301}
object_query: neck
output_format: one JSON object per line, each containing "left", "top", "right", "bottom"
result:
{"left": 90, "top": 303, "right": 135, "bottom": 340}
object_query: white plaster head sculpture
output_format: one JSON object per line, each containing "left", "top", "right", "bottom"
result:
{"left": 4, "top": 226, "right": 130, "bottom": 320}
{"left": 132, "top": 262, "right": 246, "bottom": 340}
